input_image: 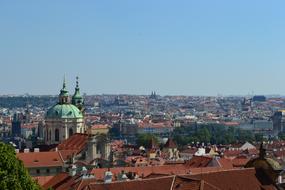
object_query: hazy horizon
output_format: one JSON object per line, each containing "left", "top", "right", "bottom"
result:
{"left": 1, "top": 1, "right": 285, "bottom": 96}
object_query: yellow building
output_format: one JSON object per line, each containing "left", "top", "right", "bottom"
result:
{"left": 88, "top": 124, "right": 110, "bottom": 135}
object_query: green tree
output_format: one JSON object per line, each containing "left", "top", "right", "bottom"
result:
{"left": 196, "top": 127, "right": 211, "bottom": 143}
{"left": 236, "top": 128, "right": 254, "bottom": 143}
{"left": 136, "top": 134, "right": 158, "bottom": 148}
{"left": 0, "top": 142, "right": 41, "bottom": 190}
{"left": 278, "top": 132, "right": 285, "bottom": 140}
{"left": 254, "top": 133, "right": 265, "bottom": 142}
{"left": 224, "top": 127, "right": 235, "bottom": 144}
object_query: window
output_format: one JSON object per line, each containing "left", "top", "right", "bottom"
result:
{"left": 45, "top": 130, "right": 48, "bottom": 141}
{"left": 55, "top": 129, "right": 59, "bottom": 141}
{"left": 69, "top": 128, "right": 73, "bottom": 137}
{"left": 96, "top": 144, "right": 101, "bottom": 154}
{"left": 36, "top": 169, "right": 40, "bottom": 174}
{"left": 46, "top": 169, "right": 50, "bottom": 174}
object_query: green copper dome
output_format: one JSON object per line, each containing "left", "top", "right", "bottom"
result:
{"left": 46, "top": 104, "right": 83, "bottom": 119}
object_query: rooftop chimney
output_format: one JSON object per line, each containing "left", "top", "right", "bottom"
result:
{"left": 104, "top": 170, "right": 113, "bottom": 183}
{"left": 24, "top": 148, "right": 29, "bottom": 153}
{"left": 69, "top": 164, "right": 77, "bottom": 177}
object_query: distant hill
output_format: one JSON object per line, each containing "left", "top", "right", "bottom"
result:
{"left": 0, "top": 96, "right": 57, "bottom": 109}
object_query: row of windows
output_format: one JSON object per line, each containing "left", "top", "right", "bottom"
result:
{"left": 35, "top": 168, "right": 61, "bottom": 174}
{"left": 46, "top": 128, "right": 74, "bottom": 141}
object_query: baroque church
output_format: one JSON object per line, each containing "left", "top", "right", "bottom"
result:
{"left": 44, "top": 77, "right": 85, "bottom": 145}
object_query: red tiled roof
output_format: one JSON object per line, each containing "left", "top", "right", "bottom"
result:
{"left": 232, "top": 158, "right": 250, "bottom": 167}
{"left": 21, "top": 123, "right": 37, "bottom": 129}
{"left": 223, "top": 149, "right": 242, "bottom": 157}
{"left": 33, "top": 176, "right": 54, "bottom": 186}
{"left": 91, "top": 124, "right": 109, "bottom": 129}
{"left": 57, "top": 133, "right": 88, "bottom": 154}
{"left": 221, "top": 121, "right": 240, "bottom": 126}
{"left": 138, "top": 121, "right": 172, "bottom": 129}
{"left": 43, "top": 172, "right": 72, "bottom": 190}
{"left": 17, "top": 151, "right": 64, "bottom": 168}
{"left": 86, "top": 176, "right": 175, "bottom": 190}
{"left": 185, "top": 156, "right": 213, "bottom": 168}
{"left": 217, "top": 158, "right": 234, "bottom": 169}
{"left": 190, "top": 168, "right": 276, "bottom": 190}
{"left": 164, "top": 138, "right": 177, "bottom": 149}
{"left": 90, "top": 165, "right": 189, "bottom": 180}
{"left": 59, "top": 150, "right": 78, "bottom": 161}
{"left": 48, "top": 168, "right": 276, "bottom": 190}
{"left": 84, "top": 175, "right": 220, "bottom": 190}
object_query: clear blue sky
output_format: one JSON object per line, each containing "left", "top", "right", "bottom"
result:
{"left": 0, "top": 1, "right": 285, "bottom": 96}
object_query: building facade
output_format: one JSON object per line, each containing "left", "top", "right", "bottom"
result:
{"left": 273, "top": 110, "right": 285, "bottom": 135}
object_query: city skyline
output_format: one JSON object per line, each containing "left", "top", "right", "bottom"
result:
{"left": 1, "top": 1, "right": 285, "bottom": 96}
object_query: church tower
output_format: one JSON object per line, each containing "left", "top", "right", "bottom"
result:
{"left": 45, "top": 77, "right": 84, "bottom": 145}
{"left": 59, "top": 77, "right": 69, "bottom": 104}
{"left": 72, "top": 76, "right": 84, "bottom": 111}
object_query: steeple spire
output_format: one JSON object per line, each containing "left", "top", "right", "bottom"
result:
{"left": 63, "top": 75, "right": 66, "bottom": 89}
{"left": 76, "top": 76, "right": 79, "bottom": 89}
{"left": 72, "top": 76, "right": 84, "bottom": 111}
{"left": 59, "top": 75, "right": 69, "bottom": 104}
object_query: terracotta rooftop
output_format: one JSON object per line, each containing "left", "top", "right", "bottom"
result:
{"left": 217, "top": 158, "right": 234, "bottom": 169}
{"left": 43, "top": 172, "right": 72, "bottom": 190}
{"left": 33, "top": 176, "right": 54, "bottom": 186}
{"left": 86, "top": 176, "right": 175, "bottom": 190}
{"left": 56, "top": 133, "right": 88, "bottom": 154}
{"left": 43, "top": 168, "right": 276, "bottom": 190}
{"left": 90, "top": 124, "right": 109, "bottom": 129}
{"left": 190, "top": 168, "right": 276, "bottom": 190}
{"left": 90, "top": 164, "right": 189, "bottom": 180}
{"left": 17, "top": 151, "right": 64, "bottom": 168}
{"left": 232, "top": 157, "right": 250, "bottom": 167}
{"left": 58, "top": 150, "right": 78, "bottom": 161}
{"left": 164, "top": 138, "right": 177, "bottom": 149}
{"left": 185, "top": 156, "right": 213, "bottom": 168}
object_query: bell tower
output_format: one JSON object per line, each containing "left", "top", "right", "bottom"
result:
{"left": 72, "top": 76, "right": 84, "bottom": 111}
{"left": 59, "top": 76, "right": 69, "bottom": 104}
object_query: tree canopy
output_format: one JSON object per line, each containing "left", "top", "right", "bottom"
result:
{"left": 0, "top": 142, "right": 41, "bottom": 190}
{"left": 173, "top": 124, "right": 258, "bottom": 147}
{"left": 136, "top": 133, "right": 159, "bottom": 148}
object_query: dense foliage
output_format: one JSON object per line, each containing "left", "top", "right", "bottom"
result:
{"left": 136, "top": 134, "right": 159, "bottom": 148}
{"left": 0, "top": 142, "right": 41, "bottom": 190}
{"left": 278, "top": 132, "right": 285, "bottom": 140}
{"left": 173, "top": 124, "right": 263, "bottom": 147}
